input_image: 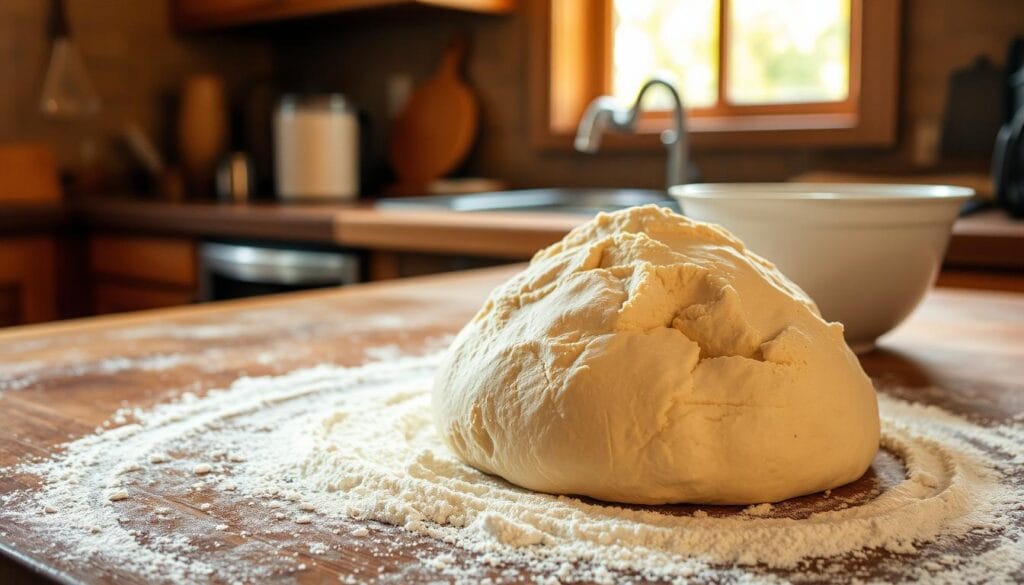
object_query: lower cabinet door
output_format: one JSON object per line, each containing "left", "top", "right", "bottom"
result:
{"left": 0, "top": 236, "right": 57, "bottom": 325}
{"left": 91, "top": 281, "right": 195, "bottom": 315}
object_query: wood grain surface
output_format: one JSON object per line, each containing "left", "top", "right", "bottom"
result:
{"left": 332, "top": 207, "right": 583, "bottom": 258}
{"left": 71, "top": 198, "right": 342, "bottom": 243}
{"left": 0, "top": 266, "right": 1022, "bottom": 583}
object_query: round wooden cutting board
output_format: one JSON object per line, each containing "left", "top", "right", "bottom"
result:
{"left": 388, "top": 37, "right": 479, "bottom": 194}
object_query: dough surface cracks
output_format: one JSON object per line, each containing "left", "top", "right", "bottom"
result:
{"left": 433, "top": 205, "right": 880, "bottom": 505}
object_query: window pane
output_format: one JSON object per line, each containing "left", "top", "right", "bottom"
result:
{"left": 727, "top": 0, "right": 850, "bottom": 105}
{"left": 611, "top": 0, "right": 719, "bottom": 109}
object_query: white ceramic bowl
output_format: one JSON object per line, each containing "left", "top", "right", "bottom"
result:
{"left": 669, "top": 183, "right": 974, "bottom": 353}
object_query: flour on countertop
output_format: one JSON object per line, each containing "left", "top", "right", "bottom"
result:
{"left": 109, "top": 311, "right": 416, "bottom": 342}
{"left": 0, "top": 309, "right": 444, "bottom": 395}
{"left": 1, "top": 350, "right": 1021, "bottom": 584}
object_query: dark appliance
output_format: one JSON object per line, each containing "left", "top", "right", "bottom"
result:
{"left": 992, "top": 38, "right": 1024, "bottom": 218}
{"left": 199, "top": 241, "right": 360, "bottom": 301}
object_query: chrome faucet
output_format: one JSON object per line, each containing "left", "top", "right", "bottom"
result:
{"left": 575, "top": 78, "right": 692, "bottom": 188}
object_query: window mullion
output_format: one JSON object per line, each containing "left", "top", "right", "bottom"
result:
{"left": 717, "top": 0, "right": 730, "bottom": 111}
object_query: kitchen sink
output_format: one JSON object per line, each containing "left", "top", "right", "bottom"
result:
{"left": 376, "top": 188, "right": 679, "bottom": 215}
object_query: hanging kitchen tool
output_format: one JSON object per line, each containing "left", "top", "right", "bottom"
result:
{"left": 388, "top": 36, "right": 479, "bottom": 195}
{"left": 178, "top": 74, "right": 228, "bottom": 199}
{"left": 39, "top": 0, "right": 100, "bottom": 118}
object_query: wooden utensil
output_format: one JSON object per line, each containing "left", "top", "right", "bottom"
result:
{"left": 388, "top": 37, "right": 479, "bottom": 195}
{"left": 178, "top": 74, "right": 228, "bottom": 199}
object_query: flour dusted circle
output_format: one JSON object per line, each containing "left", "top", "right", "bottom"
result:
{"left": 3, "top": 353, "right": 1021, "bottom": 584}
{"left": 433, "top": 205, "right": 880, "bottom": 505}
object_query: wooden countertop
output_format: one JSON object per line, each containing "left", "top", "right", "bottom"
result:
{"left": 0, "top": 202, "right": 67, "bottom": 234}
{"left": 945, "top": 207, "right": 1024, "bottom": 270}
{"left": 335, "top": 206, "right": 1024, "bottom": 269}
{"left": 332, "top": 207, "right": 583, "bottom": 258}
{"left": 69, "top": 198, "right": 342, "bottom": 243}
{"left": 4, "top": 197, "right": 1022, "bottom": 270}
{"left": 0, "top": 266, "right": 1021, "bottom": 583}
{"left": 66, "top": 197, "right": 584, "bottom": 258}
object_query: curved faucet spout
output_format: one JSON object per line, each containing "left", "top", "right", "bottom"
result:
{"left": 574, "top": 96, "right": 619, "bottom": 153}
{"left": 574, "top": 77, "right": 692, "bottom": 188}
{"left": 633, "top": 78, "right": 689, "bottom": 187}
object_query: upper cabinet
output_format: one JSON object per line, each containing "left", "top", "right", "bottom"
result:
{"left": 173, "top": 0, "right": 516, "bottom": 31}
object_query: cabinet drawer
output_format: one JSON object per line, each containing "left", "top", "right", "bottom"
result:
{"left": 0, "top": 236, "right": 57, "bottom": 324}
{"left": 0, "top": 284, "right": 20, "bottom": 327}
{"left": 89, "top": 235, "right": 197, "bottom": 287}
{"left": 92, "top": 281, "right": 195, "bottom": 315}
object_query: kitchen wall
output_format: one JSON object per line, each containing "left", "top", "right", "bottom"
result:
{"left": 0, "top": 0, "right": 273, "bottom": 180}
{"left": 2, "top": 1, "right": 1020, "bottom": 193}
{"left": 273, "top": 0, "right": 1024, "bottom": 190}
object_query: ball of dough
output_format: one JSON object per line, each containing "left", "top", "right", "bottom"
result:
{"left": 433, "top": 205, "right": 880, "bottom": 505}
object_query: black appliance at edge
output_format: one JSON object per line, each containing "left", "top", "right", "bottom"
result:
{"left": 992, "top": 37, "right": 1024, "bottom": 218}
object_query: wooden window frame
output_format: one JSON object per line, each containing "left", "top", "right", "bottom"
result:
{"left": 529, "top": 0, "right": 901, "bottom": 151}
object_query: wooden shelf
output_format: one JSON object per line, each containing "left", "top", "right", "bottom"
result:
{"left": 173, "top": 0, "right": 516, "bottom": 32}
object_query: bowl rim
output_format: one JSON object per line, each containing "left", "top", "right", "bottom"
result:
{"left": 669, "top": 182, "right": 976, "bottom": 202}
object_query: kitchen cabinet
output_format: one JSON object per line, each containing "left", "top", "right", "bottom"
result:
{"left": 173, "top": 0, "right": 516, "bottom": 31}
{"left": 88, "top": 234, "right": 198, "bottom": 315}
{"left": 3, "top": 197, "right": 1020, "bottom": 325}
{"left": 0, "top": 236, "right": 57, "bottom": 326}
{"left": 91, "top": 281, "right": 196, "bottom": 315}
{"left": 367, "top": 249, "right": 506, "bottom": 280}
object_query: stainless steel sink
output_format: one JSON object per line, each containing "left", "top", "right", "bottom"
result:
{"left": 376, "top": 188, "right": 679, "bottom": 215}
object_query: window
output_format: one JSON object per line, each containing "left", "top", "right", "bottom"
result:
{"left": 612, "top": 0, "right": 851, "bottom": 109}
{"left": 531, "top": 0, "right": 900, "bottom": 150}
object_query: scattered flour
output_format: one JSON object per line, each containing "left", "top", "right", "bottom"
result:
{"left": 110, "top": 311, "right": 416, "bottom": 342}
{"left": 0, "top": 348, "right": 220, "bottom": 393}
{"left": 106, "top": 489, "right": 129, "bottom": 502}
{"left": 742, "top": 503, "right": 774, "bottom": 517}
{"left": 1, "top": 352, "right": 1021, "bottom": 584}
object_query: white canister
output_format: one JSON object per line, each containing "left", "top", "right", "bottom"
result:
{"left": 274, "top": 94, "right": 359, "bottom": 201}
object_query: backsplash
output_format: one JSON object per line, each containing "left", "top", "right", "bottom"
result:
{"left": 1, "top": 0, "right": 1022, "bottom": 192}
{"left": 0, "top": 0, "right": 272, "bottom": 177}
